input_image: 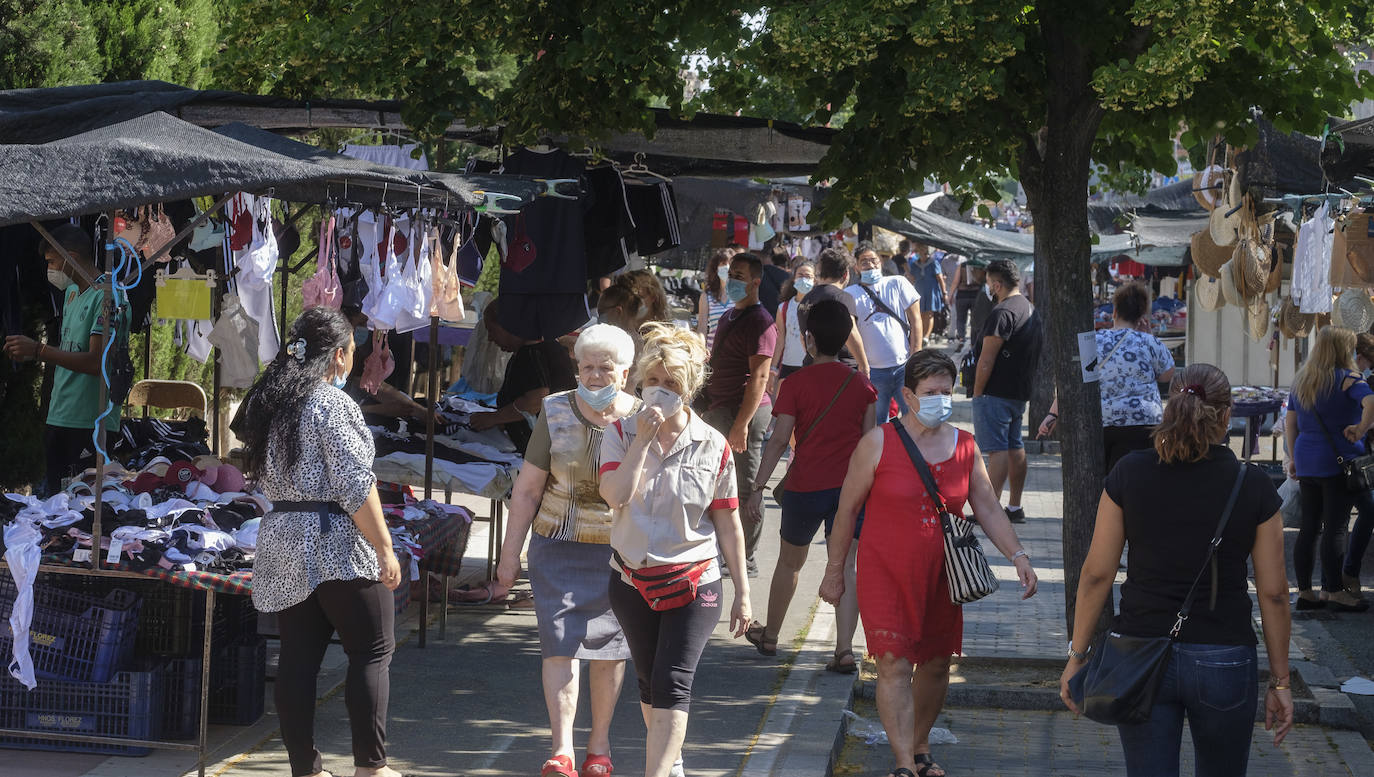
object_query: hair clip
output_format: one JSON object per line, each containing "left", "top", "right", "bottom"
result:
{"left": 286, "top": 339, "right": 307, "bottom": 363}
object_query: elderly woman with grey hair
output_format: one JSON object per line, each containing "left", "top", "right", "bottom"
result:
{"left": 497, "top": 323, "right": 642, "bottom": 777}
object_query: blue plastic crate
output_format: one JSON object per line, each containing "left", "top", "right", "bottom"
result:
{"left": 160, "top": 637, "right": 266, "bottom": 738}
{"left": 130, "top": 581, "right": 257, "bottom": 657}
{"left": 0, "top": 578, "right": 141, "bottom": 683}
{"left": 0, "top": 668, "right": 161, "bottom": 756}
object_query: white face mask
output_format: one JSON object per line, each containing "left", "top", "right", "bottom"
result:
{"left": 914, "top": 394, "right": 953, "bottom": 428}
{"left": 716, "top": 265, "right": 730, "bottom": 281}
{"left": 47, "top": 268, "right": 74, "bottom": 290}
{"left": 641, "top": 385, "right": 684, "bottom": 418}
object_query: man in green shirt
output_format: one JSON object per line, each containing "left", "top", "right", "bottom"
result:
{"left": 3, "top": 224, "right": 129, "bottom": 494}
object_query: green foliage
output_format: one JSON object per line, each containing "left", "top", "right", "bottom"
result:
{"left": 87, "top": 0, "right": 220, "bottom": 87}
{"left": 0, "top": 0, "right": 100, "bottom": 88}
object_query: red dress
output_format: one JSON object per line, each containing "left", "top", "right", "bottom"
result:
{"left": 857, "top": 424, "right": 972, "bottom": 665}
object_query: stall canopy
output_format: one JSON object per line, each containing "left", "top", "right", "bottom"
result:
{"left": 0, "top": 80, "right": 835, "bottom": 179}
{"left": 867, "top": 205, "right": 1187, "bottom": 266}
{"left": 0, "top": 112, "right": 536, "bottom": 227}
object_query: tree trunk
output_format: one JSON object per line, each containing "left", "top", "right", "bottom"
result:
{"left": 1025, "top": 18, "right": 1111, "bottom": 638}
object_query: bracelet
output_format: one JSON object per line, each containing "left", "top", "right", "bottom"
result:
{"left": 1267, "top": 675, "right": 1291, "bottom": 690}
{"left": 1270, "top": 684, "right": 1290, "bottom": 691}
{"left": 1010, "top": 549, "right": 1029, "bottom": 563}
{"left": 1046, "top": 412, "right": 1058, "bottom": 419}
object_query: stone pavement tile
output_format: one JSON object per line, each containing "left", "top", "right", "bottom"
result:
{"left": 839, "top": 706, "right": 1372, "bottom": 777}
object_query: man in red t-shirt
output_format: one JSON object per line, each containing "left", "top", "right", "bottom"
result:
{"left": 742, "top": 299, "right": 877, "bottom": 670}
{"left": 704, "top": 253, "right": 776, "bottom": 577}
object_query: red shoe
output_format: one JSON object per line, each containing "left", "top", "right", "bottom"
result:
{"left": 541, "top": 754, "right": 578, "bottom": 777}
{"left": 581, "top": 753, "right": 613, "bottom": 777}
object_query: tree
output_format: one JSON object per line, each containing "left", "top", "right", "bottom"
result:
{"left": 216, "top": 0, "right": 1372, "bottom": 633}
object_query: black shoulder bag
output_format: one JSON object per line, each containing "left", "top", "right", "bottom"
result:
{"left": 859, "top": 285, "right": 912, "bottom": 339}
{"left": 1312, "top": 391, "right": 1374, "bottom": 492}
{"left": 1068, "top": 463, "right": 1249, "bottom": 725}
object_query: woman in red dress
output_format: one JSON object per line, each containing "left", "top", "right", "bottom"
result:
{"left": 821, "top": 350, "right": 1038, "bottom": 777}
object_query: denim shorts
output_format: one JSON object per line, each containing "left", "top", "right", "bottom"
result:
{"left": 779, "top": 487, "right": 842, "bottom": 546}
{"left": 971, "top": 394, "right": 1026, "bottom": 452}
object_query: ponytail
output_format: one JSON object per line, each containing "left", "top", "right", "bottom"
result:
{"left": 1152, "top": 363, "right": 1231, "bottom": 464}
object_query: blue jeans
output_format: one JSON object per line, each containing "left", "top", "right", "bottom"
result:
{"left": 1117, "top": 643, "right": 1258, "bottom": 777}
{"left": 869, "top": 364, "right": 908, "bottom": 423}
{"left": 971, "top": 394, "right": 1026, "bottom": 452}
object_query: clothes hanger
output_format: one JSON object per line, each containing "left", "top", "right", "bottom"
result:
{"left": 622, "top": 152, "right": 672, "bottom": 183}
{"left": 472, "top": 191, "right": 522, "bottom": 215}
{"left": 534, "top": 178, "right": 579, "bottom": 199}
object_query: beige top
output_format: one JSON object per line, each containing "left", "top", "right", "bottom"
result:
{"left": 599, "top": 409, "right": 737, "bottom": 584}
{"left": 525, "top": 390, "right": 641, "bottom": 544}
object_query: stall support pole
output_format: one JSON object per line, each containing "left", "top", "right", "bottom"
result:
{"left": 422, "top": 315, "right": 450, "bottom": 638}
{"left": 197, "top": 588, "right": 215, "bottom": 777}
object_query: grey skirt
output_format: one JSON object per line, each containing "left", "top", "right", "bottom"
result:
{"left": 527, "top": 532, "right": 630, "bottom": 660}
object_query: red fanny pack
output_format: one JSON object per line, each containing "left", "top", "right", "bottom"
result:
{"left": 615, "top": 552, "right": 712, "bottom": 611}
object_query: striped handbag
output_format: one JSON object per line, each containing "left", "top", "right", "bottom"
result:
{"left": 893, "top": 423, "right": 999, "bottom": 604}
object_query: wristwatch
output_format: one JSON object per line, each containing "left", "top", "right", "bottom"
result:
{"left": 1067, "top": 643, "right": 1090, "bottom": 660}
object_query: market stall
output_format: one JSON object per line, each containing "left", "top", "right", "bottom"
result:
{"left": 0, "top": 109, "right": 542, "bottom": 773}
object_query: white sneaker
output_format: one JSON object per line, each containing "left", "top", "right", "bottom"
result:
{"left": 669, "top": 759, "right": 685, "bottom": 777}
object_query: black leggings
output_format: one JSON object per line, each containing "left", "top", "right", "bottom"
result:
{"left": 608, "top": 573, "right": 723, "bottom": 712}
{"left": 1296, "top": 476, "right": 1352, "bottom": 593}
{"left": 275, "top": 578, "right": 396, "bottom": 777}
{"left": 1102, "top": 425, "right": 1155, "bottom": 476}
{"left": 44, "top": 424, "right": 94, "bottom": 496}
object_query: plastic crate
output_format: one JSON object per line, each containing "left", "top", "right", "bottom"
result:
{"left": 0, "top": 578, "right": 140, "bottom": 683}
{"left": 160, "top": 637, "right": 266, "bottom": 737}
{"left": 0, "top": 668, "right": 161, "bottom": 756}
{"left": 130, "top": 582, "right": 257, "bottom": 657}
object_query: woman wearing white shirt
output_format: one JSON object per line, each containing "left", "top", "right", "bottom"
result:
{"left": 600, "top": 323, "right": 752, "bottom": 777}
{"left": 769, "top": 261, "right": 815, "bottom": 393}
{"left": 846, "top": 242, "right": 923, "bottom": 421}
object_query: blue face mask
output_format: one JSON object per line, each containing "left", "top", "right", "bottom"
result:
{"left": 331, "top": 373, "right": 348, "bottom": 390}
{"left": 860, "top": 269, "right": 883, "bottom": 285}
{"left": 726, "top": 278, "right": 750, "bottom": 303}
{"left": 915, "top": 394, "right": 952, "bottom": 428}
{"left": 793, "top": 278, "right": 814, "bottom": 295}
{"left": 577, "top": 382, "right": 618, "bottom": 411}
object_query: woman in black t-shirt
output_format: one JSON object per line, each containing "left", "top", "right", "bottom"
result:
{"left": 1059, "top": 363, "right": 1293, "bottom": 777}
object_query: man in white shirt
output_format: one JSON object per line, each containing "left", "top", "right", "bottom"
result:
{"left": 846, "top": 242, "right": 923, "bottom": 421}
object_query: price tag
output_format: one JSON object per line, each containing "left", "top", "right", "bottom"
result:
{"left": 182, "top": 563, "right": 197, "bottom": 572}
{"left": 105, "top": 539, "right": 124, "bottom": 565}
{"left": 72, "top": 548, "right": 91, "bottom": 563}
{"left": 409, "top": 556, "right": 420, "bottom": 582}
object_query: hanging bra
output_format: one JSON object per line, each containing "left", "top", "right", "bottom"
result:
{"left": 431, "top": 226, "right": 466, "bottom": 322}
{"left": 359, "top": 330, "right": 395, "bottom": 395}
{"left": 303, "top": 213, "right": 343, "bottom": 309}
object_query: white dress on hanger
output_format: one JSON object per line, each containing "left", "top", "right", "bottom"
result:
{"left": 1292, "top": 201, "right": 1334, "bottom": 314}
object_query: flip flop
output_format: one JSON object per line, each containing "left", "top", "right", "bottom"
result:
{"left": 454, "top": 581, "right": 508, "bottom": 605}
{"left": 825, "top": 648, "right": 858, "bottom": 674}
{"left": 541, "top": 754, "right": 577, "bottom": 777}
{"left": 581, "top": 752, "right": 612, "bottom": 777}
{"left": 914, "top": 753, "right": 946, "bottom": 777}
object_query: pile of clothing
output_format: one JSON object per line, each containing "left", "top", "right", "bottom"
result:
{"left": 367, "top": 395, "right": 521, "bottom": 496}
{"left": 1, "top": 456, "right": 267, "bottom": 575}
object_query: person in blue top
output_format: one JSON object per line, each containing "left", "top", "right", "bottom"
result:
{"left": 1283, "top": 326, "right": 1374, "bottom": 612}
{"left": 905, "top": 245, "right": 947, "bottom": 346}
{"left": 3, "top": 224, "right": 129, "bottom": 496}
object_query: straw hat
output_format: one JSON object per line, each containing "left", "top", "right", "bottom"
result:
{"left": 1193, "top": 165, "right": 1225, "bottom": 211}
{"left": 1190, "top": 228, "right": 1231, "bottom": 278}
{"left": 1343, "top": 210, "right": 1374, "bottom": 285}
{"left": 1335, "top": 289, "right": 1374, "bottom": 333}
{"left": 1278, "top": 296, "right": 1314, "bottom": 339}
{"left": 1246, "top": 296, "right": 1272, "bottom": 341}
{"left": 1219, "top": 258, "right": 1245, "bottom": 307}
{"left": 1194, "top": 273, "right": 1225, "bottom": 312}
{"left": 1208, "top": 172, "right": 1246, "bottom": 246}
{"left": 1233, "top": 237, "right": 1269, "bottom": 300}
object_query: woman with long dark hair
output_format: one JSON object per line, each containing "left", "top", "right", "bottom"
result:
{"left": 1062, "top": 363, "right": 1292, "bottom": 776}
{"left": 237, "top": 306, "right": 404, "bottom": 777}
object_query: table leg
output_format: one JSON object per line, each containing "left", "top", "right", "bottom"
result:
{"left": 439, "top": 573, "right": 449, "bottom": 639}
{"left": 487, "top": 498, "right": 498, "bottom": 581}
{"left": 198, "top": 589, "right": 214, "bottom": 777}
{"left": 419, "top": 561, "right": 429, "bottom": 649}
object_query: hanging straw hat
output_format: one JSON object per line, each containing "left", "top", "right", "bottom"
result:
{"left": 1219, "top": 258, "right": 1245, "bottom": 307}
{"left": 1194, "top": 273, "right": 1225, "bottom": 312}
{"left": 1278, "top": 296, "right": 1314, "bottom": 339}
{"left": 1192, "top": 164, "right": 1225, "bottom": 211}
{"left": 1190, "top": 228, "right": 1231, "bottom": 278}
{"left": 1208, "top": 172, "right": 1245, "bottom": 246}
{"left": 1246, "top": 296, "right": 1272, "bottom": 341}
{"left": 1335, "top": 289, "right": 1374, "bottom": 333}
{"left": 1233, "top": 236, "right": 1270, "bottom": 300}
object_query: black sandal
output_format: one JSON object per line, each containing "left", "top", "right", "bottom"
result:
{"left": 825, "top": 648, "right": 858, "bottom": 674}
{"left": 914, "top": 753, "right": 946, "bottom": 777}
{"left": 744, "top": 621, "right": 777, "bottom": 656}
{"left": 890, "top": 769, "right": 916, "bottom": 777}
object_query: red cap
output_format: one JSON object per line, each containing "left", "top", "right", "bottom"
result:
{"left": 164, "top": 461, "right": 204, "bottom": 490}
{"left": 129, "top": 472, "right": 164, "bottom": 494}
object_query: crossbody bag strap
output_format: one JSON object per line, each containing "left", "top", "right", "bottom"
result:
{"left": 796, "top": 369, "right": 857, "bottom": 447}
{"left": 1310, "top": 378, "right": 1359, "bottom": 465}
{"left": 860, "top": 284, "right": 911, "bottom": 337}
{"left": 1085, "top": 329, "right": 1133, "bottom": 373}
{"left": 892, "top": 421, "right": 949, "bottom": 515}
{"left": 1171, "top": 463, "right": 1248, "bottom": 638}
